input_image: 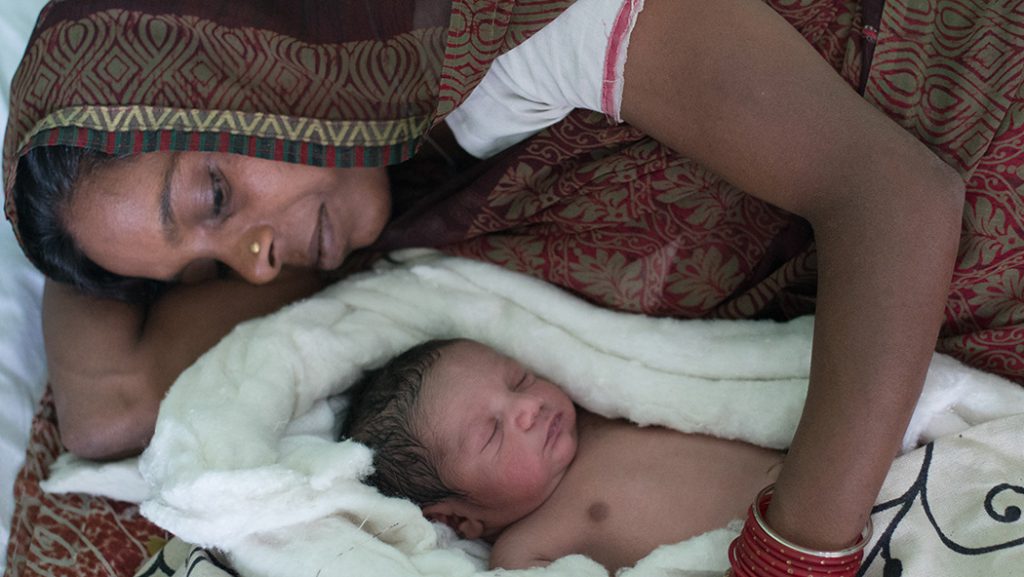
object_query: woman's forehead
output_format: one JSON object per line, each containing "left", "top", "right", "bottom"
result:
{"left": 70, "top": 154, "right": 169, "bottom": 223}
{"left": 64, "top": 152, "right": 182, "bottom": 278}
{"left": 79, "top": 152, "right": 172, "bottom": 194}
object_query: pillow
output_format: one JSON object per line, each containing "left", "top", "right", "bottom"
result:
{"left": 0, "top": 0, "right": 53, "bottom": 571}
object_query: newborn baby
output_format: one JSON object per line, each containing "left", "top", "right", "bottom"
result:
{"left": 342, "top": 339, "right": 784, "bottom": 572}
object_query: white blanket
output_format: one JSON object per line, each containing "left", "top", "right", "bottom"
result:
{"left": 44, "top": 250, "right": 1024, "bottom": 576}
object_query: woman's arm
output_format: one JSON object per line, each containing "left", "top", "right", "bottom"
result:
{"left": 43, "top": 270, "right": 326, "bottom": 460}
{"left": 621, "top": 0, "right": 963, "bottom": 549}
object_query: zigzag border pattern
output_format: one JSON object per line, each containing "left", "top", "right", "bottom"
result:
{"left": 24, "top": 106, "right": 431, "bottom": 151}
{"left": 4, "top": 7, "right": 447, "bottom": 198}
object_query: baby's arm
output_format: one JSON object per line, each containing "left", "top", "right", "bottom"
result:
{"left": 488, "top": 521, "right": 572, "bottom": 571}
{"left": 489, "top": 548, "right": 552, "bottom": 571}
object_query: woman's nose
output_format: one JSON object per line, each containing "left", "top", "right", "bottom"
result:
{"left": 229, "top": 226, "right": 280, "bottom": 284}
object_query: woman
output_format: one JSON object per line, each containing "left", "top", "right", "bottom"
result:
{"left": 7, "top": 0, "right": 1018, "bottom": 569}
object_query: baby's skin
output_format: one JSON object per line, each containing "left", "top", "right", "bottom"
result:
{"left": 416, "top": 341, "right": 784, "bottom": 572}
{"left": 492, "top": 412, "right": 783, "bottom": 570}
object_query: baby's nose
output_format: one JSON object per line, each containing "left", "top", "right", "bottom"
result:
{"left": 514, "top": 399, "right": 540, "bottom": 431}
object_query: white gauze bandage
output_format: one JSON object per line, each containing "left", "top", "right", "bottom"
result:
{"left": 446, "top": 0, "right": 645, "bottom": 159}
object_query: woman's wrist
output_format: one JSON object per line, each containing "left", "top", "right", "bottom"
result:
{"left": 727, "top": 485, "right": 871, "bottom": 577}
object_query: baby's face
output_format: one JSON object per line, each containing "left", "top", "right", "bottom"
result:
{"left": 420, "top": 341, "right": 578, "bottom": 536}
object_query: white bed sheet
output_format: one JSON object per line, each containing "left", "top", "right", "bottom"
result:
{"left": 0, "top": 0, "right": 51, "bottom": 572}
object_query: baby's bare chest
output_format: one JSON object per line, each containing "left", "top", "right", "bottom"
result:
{"left": 558, "top": 422, "right": 744, "bottom": 533}
{"left": 522, "top": 417, "right": 781, "bottom": 570}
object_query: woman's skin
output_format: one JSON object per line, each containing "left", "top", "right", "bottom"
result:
{"left": 43, "top": 270, "right": 327, "bottom": 460}
{"left": 47, "top": 153, "right": 390, "bottom": 459}
{"left": 43, "top": 0, "right": 964, "bottom": 557}
{"left": 66, "top": 152, "right": 390, "bottom": 283}
{"left": 622, "top": 0, "right": 963, "bottom": 551}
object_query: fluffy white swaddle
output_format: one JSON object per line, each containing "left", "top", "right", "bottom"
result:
{"left": 44, "top": 250, "right": 1024, "bottom": 577}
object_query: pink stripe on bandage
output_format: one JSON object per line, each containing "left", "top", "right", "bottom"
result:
{"left": 602, "top": 0, "right": 645, "bottom": 122}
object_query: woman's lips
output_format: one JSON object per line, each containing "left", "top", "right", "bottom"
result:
{"left": 318, "top": 206, "right": 340, "bottom": 269}
{"left": 309, "top": 204, "right": 324, "bottom": 269}
{"left": 309, "top": 204, "right": 343, "bottom": 270}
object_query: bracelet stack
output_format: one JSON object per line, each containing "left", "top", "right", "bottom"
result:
{"left": 726, "top": 485, "right": 872, "bottom": 577}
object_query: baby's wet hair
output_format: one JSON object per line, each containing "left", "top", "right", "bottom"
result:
{"left": 341, "top": 338, "right": 467, "bottom": 506}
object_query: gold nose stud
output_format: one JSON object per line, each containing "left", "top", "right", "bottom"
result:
{"left": 249, "top": 241, "right": 261, "bottom": 256}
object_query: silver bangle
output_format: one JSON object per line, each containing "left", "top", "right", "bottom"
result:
{"left": 751, "top": 484, "right": 874, "bottom": 559}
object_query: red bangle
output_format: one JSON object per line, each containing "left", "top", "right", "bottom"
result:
{"left": 727, "top": 485, "right": 872, "bottom": 577}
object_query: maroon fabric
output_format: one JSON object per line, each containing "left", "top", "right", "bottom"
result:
{"left": 33, "top": 0, "right": 423, "bottom": 44}
{"left": 6, "top": 1, "right": 1024, "bottom": 576}
{"left": 385, "top": 111, "right": 818, "bottom": 319}
{"left": 388, "top": 0, "right": 1024, "bottom": 383}
{"left": 4, "top": 393, "right": 170, "bottom": 577}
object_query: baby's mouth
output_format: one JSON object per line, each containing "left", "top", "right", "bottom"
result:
{"left": 544, "top": 412, "right": 562, "bottom": 452}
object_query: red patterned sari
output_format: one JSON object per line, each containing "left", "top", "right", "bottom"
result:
{"left": 4, "top": 0, "right": 1023, "bottom": 575}
{"left": 385, "top": 0, "right": 1024, "bottom": 380}
{"left": 387, "top": 0, "right": 1024, "bottom": 381}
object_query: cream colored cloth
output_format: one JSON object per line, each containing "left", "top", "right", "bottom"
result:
{"left": 859, "top": 413, "right": 1024, "bottom": 576}
{"left": 135, "top": 251, "right": 1024, "bottom": 577}
{"left": 134, "top": 413, "right": 1024, "bottom": 577}
{"left": 135, "top": 538, "right": 235, "bottom": 577}
{"left": 42, "top": 251, "right": 1024, "bottom": 577}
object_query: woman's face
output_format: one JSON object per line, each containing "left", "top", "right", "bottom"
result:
{"left": 65, "top": 151, "right": 391, "bottom": 284}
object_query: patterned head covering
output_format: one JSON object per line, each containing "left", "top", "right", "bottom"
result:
{"left": 3, "top": 0, "right": 571, "bottom": 249}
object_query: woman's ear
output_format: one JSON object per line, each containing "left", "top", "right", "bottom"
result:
{"left": 422, "top": 502, "right": 485, "bottom": 540}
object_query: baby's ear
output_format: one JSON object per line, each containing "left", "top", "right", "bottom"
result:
{"left": 422, "top": 502, "right": 485, "bottom": 540}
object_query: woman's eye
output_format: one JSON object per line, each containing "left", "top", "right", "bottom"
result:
{"left": 209, "top": 168, "right": 226, "bottom": 218}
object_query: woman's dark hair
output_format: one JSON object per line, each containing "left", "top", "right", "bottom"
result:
{"left": 12, "top": 145, "right": 168, "bottom": 303}
{"left": 341, "top": 338, "right": 468, "bottom": 506}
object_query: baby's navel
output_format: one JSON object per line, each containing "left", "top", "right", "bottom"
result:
{"left": 587, "top": 501, "right": 610, "bottom": 523}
